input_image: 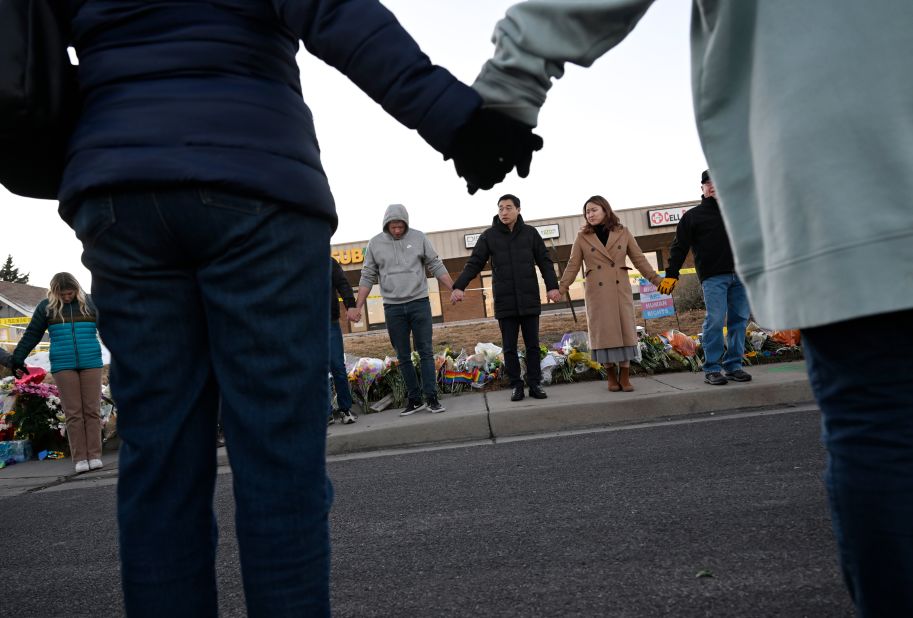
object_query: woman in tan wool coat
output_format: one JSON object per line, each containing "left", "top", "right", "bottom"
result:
{"left": 559, "top": 196, "right": 661, "bottom": 392}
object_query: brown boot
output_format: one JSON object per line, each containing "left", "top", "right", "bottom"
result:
{"left": 619, "top": 366, "right": 634, "bottom": 392}
{"left": 606, "top": 364, "right": 621, "bottom": 392}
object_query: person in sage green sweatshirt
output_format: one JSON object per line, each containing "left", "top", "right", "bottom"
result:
{"left": 470, "top": 2, "right": 913, "bottom": 614}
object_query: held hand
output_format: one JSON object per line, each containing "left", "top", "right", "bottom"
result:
{"left": 450, "top": 289, "right": 465, "bottom": 304}
{"left": 448, "top": 108, "right": 544, "bottom": 195}
{"left": 10, "top": 358, "right": 26, "bottom": 377}
{"left": 346, "top": 308, "right": 361, "bottom": 323}
{"left": 658, "top": 277, "right": 678, "bottom": 295}
{"left": 546, "top": 289, "right": 561, "bottom": 303}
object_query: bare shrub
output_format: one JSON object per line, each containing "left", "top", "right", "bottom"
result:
{"left": 671, "top": 274, "right": 705, "bottom": 312}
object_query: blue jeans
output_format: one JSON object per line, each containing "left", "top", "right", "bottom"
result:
{"left": 384, "top": 298, "right": 437, "bottom": 402}
{"left": 804, "top": 309, "right": 913, "bottom": 616}
{"left": 70, "top": 188, "right": 333, "bottom": 617}
{"left": 700, "top": 273, "right": 750, "bottom": 374}
{"left": 329, "top": 321, "right": 352, "bottom": 413}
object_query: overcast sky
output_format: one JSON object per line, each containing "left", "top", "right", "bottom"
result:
{"left": 1, "top": 0, "right": 704, "bottom": 289}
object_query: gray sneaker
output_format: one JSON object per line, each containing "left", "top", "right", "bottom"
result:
{"left": 426, "top": 398, "right": 446, "bottom": 413}
{"left": 400, "top": 400, "right": 428, "bottom": 416}
{"left": 704, "top": 372, "right": 728, "bottom": 386}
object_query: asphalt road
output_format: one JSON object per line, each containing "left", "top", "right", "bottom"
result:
{"left": 2, "top": 408, "right": 853, "bottom": 617}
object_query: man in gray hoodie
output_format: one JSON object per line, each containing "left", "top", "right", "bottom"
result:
{"left": 356, "top": 204, "right": 455, "bottom": 415}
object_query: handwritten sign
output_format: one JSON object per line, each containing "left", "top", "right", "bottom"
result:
{"left": 639, "top": 279, "right": 675, "bottom": 319}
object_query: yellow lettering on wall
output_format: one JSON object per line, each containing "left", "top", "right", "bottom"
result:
{"left": 331, "top": 248, "right": 365, "bottom": 265}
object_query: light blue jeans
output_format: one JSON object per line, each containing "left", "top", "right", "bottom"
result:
{"left": 700, "top": 273, "right": 751, "bottom": 374}
{"left": 71, "top": 188, "right": 333, "bottom": 617}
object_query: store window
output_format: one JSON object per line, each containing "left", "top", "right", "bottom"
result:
{"left": 427, "top": 278, "right": 443, "bottom": 320}
{"left": 363, "top": 278, "right": 444, "bottom": 329}
{"left": 366, "top": 284, "right": 385, "bottom": 329}
{"left": 627, "top": 251, "right": 660, "bottom": 297}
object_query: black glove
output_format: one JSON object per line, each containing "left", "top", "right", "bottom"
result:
{"left": 448, "top": 108, "right": 543, "bottom": 195}
{"left": 10, "top": 358, "right": 26, "bottom": 376}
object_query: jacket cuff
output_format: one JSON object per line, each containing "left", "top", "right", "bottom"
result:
{"left": 417, "top": 82, "right": 482, "bottom": 157}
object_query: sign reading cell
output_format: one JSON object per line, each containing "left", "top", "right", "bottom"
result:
{"left": 647, "top": 206, "right": 694, "bottom": 228}
{"left": 332, "top": 247, "right": 364, "bottom": 265}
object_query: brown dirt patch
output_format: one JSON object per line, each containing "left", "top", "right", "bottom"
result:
{"left": 343, "top": 308, "right": 706, "bottom": 359}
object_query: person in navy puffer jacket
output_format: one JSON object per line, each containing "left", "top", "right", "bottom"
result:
{"left": 11, "top": 273, "right": 104, "bottom": 474}
{"left": 56, "top": 2, "right": 542, "bottom": 616}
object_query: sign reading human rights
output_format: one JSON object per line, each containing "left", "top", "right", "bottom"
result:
{"left": 638, "top": 279, "right": 675, "bottom": 319}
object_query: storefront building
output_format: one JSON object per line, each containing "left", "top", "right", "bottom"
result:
{"left": 332, "top": 200, "right": 698, "bottom": 333}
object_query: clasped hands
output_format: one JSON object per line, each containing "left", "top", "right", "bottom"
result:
{"left": 451, "top": 288, "right": 561, "bottom": 304}
{"left": 657, "top": 277, "right": 677, "bottom": 295}
{"left": 448, "top": 108, "right": 543, "bottom": 195}
{"left": 346, "top": 307, "right": 362, "bottom": 323}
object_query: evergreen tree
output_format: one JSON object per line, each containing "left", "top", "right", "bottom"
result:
{"left": 0, "top": 254, "right": 29, "bottom": 283}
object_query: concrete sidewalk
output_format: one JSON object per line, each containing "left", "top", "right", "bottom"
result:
{"left": 327, "top": 360, "right": 813, "bottom": 454}
{"left": 0, "top": 361, "right": 813, "bottom": 497}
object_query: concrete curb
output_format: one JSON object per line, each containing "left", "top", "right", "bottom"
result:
{"left": 328, "top": 361, "right": 814, "bottom": 454}
{"left": 327, "top": 391, "right": 491, "bottom": 456}
{"left": 1, "top": 362, "right": 813, "bottom": 495}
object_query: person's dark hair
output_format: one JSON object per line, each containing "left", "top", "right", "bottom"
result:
{"left": 498, "top": 194, "right": 520, "bottom": 209}
{"left": 581, "top": 195, "right": 621, "bottom": 234}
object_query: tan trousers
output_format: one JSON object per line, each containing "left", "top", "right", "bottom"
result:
{"left": 54, "top": 368, "right": 103, "bottom": 462}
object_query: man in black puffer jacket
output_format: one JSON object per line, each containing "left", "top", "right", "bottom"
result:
{"left": 452, "top": 194, "right": 560, "bottom": 401}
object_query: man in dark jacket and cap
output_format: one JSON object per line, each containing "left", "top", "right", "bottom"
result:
{"left": 658, "top": 170, "right": 752, "bottom": 386}
{"left": 329, "top": 257, "right": 358, "bottom": 425}
{"left": 451, "top": 194, "right": 561, "bottom": 401}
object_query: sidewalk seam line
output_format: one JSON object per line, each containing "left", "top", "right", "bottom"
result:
{"left": 482, "top": 391, "right": 495, "bottom": 442}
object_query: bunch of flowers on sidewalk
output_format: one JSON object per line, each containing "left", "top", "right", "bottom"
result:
{"left": 0, "top": 371, "right": 119, "bottom": 459}
{"left": 338, "top": 323, "right": 804, "bottom": 414}
{"left": 0, "top": 375, "right": 67, "bottom": 453}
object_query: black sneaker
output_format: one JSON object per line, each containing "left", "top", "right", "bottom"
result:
{"left": 725, "top": 369, "right": 752, "bottom": 382}
{"left": 426, "top": 398, "right": 446, "bottom": 413}
{"left": 704, "top": 372, "right": 728, "bottom": 385}
{"left": 528, "top": 385, "right": 548, "bottom": 399}
{"left": 339, "top": 410, "right": 357, "bottom": 424}
{"left": 400, "top": 399, "right": 428, "bottom": 416}
{"left": 510, "top": 385, "right": 525, "bottom": 401}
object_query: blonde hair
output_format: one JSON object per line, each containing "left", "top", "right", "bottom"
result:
{"left": 46, "top": 272, "right": 90, "bottom": 320}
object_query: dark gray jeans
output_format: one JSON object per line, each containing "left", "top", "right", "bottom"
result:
{"left": 384, "top": 297, "right": 437, "bottom": 402}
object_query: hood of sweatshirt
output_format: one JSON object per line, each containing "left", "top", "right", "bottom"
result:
{"left": 382, "top": 204, "right": 410, "bottom": 235}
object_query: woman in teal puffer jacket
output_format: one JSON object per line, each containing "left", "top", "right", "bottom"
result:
{"left": 12, "top": 273, "right": 104, "bottom": 474}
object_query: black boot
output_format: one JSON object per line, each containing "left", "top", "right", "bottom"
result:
{"left": 511, "top": 385, "right": 525, "bottom": 401}
{"left": 528, "top": 384, "right": 548, "bottom": 399}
